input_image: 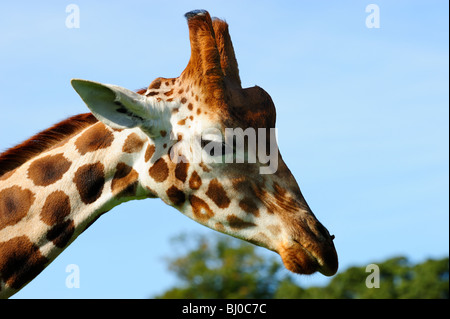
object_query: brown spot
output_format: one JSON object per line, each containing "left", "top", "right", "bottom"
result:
{"left": 40, "top": 191, "right": 71, "bottom": 226}
{"left": 267, "top": 225, "right": 281, "bottom": 236}
{"left": 189, "top": 195, "right": 214, "bottom": 222}
{"left": 175, "top": 157, "right": 189, "bottom": 183}
{"left": 227, "top": 215, "right": 256, "bottom": 230}
{"left": 178, "top": 88, "right": 184, "bottom": 94}
{"left": 181, "top": 97, "right": 187, "bottom": 104}
{"left": 197, "top": 108, "right": 201, "bottom": 115}
{"left": 0, "top": 113, "right": 97, "bottom": 179}
{"left": 137, "top": 88, "right": 148, "bottom": 95}
{"left": 165, "top": 81, "right": 169, "bottom": 86}
{"left": 149, "top": 158, "right": 169, "bottom": 183}
{"left": 160, "top": 130, "right": 167, "bottom": 137}
{"left": 232, "top": 178, "right": 257, "bottom": 194}
{"left": 177, "top": 118, "right": 187, "bottom": 125}
{"left": 0, "top": 236, "right": 48, "bottom": 290}
{"left": 215, "top": 222, "right": 225, "bottom": 232}
{"left": 239, "top": 197, "right": 259, "bottom": 216}
{"left": 75, "top": 123, "right": 114, "bottom": 155}
{"left": 199, "top": 162, "right": 211, "bottom": 172}
{"left": 166, "top": 186, "right": 185, "bottom": 206}
{"left": 111, "top": 163, "right": 139, "bottom": 197}
{"left": 188, "top": 103, "right": 193, "bottom": 111}
{"left": 188, "top": 171, "right": 202, "bottom": 190}
{"left": 27, "top": 153, "right": 71, "bottom": 186}
{"left": 145, "top": 144, "right": 155, "bottom": 162}
{"left": 123, "top": 133, "right": 146, "bottom": 153}
{"left": 149, "top": 79, "right": 161, "bottom": 89}
{"left": 46, "top": 219, "right": 75, "bottom": 248}
{"left": 0, "top": 186, "right": 35, "bottom": 230}
{"left": 206, "top": 179, "right": 230, "bottom": 209}
{"left": 147, "top": 91, "right": 159, "bottom": 96}
{"left": 164, "top": 89, "right": 174, "bottom": 96}
{"left": 73, "top": 162, "right": 105, "bottom": 204}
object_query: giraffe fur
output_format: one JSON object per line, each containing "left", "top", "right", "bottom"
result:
{"left": 0, "top": 10, "right": 338, "bottom": 298}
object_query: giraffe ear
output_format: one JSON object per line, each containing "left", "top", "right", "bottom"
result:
{"left": 71, "top": 79, "right": 159, "bottom": 131}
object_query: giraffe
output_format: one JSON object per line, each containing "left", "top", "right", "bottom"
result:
{"left": 0, "top": 10, "right": 338, "bottom": 298}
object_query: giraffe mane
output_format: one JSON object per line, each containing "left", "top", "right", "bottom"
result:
{"left": 0, "top": 113, "right": 98, "bottom": 177}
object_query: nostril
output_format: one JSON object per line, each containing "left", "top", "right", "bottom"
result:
{"left": 315, "top": 222, "right": 332, "bottom": 241}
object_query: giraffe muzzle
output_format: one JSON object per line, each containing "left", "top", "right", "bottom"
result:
{"left": 278, "top": 217, "right": 338, "bottom": 276}
{"left": 279, "top": 238, "right": 338, "bottom": 276}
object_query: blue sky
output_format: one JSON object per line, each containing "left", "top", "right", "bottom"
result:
{"left": 0, "top": 1, "right": 448, "bottom": 298}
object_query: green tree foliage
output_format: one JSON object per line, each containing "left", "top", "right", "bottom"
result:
{"left": 276, "top": 256, "right": 449, "bottom": 299}
{"left": 155, "top": 233, "right": 449, "bottom": 299}
{"left": 156, "top": 233, "right": 282, "bottom": 298}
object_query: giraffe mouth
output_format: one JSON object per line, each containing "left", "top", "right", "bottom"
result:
{"left": 278, "top": 238, "right": 338, "bottom": 276}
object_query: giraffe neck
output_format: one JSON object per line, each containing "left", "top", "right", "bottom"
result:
{"left": 0, "top": 120, "right": 153, "bottom": 297}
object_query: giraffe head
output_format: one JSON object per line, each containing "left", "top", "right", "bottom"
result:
{"left": 72, "top": 10, "right": 338, "bottom": 276}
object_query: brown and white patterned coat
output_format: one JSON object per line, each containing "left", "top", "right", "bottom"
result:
{"left": 0, "top": 10, "right": 338, "bottom": 298}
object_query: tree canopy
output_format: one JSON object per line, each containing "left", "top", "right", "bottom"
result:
{"left": 155, "top": 233, "right": 448, "bottom": 299}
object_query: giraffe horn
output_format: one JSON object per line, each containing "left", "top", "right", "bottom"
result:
{"left": 182, "top": 10, "right": 225, "bottom": 101}
{"left": 212, "top": 18, "right": 241, "bottom": 88}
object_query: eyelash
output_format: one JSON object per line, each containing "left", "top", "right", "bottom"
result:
{"left": 201, "top": 139, "right": 233, "bottom": 157}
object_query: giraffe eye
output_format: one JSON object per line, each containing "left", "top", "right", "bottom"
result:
{"left": 201, "top": 139, "right": 233, "bottom": 157}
